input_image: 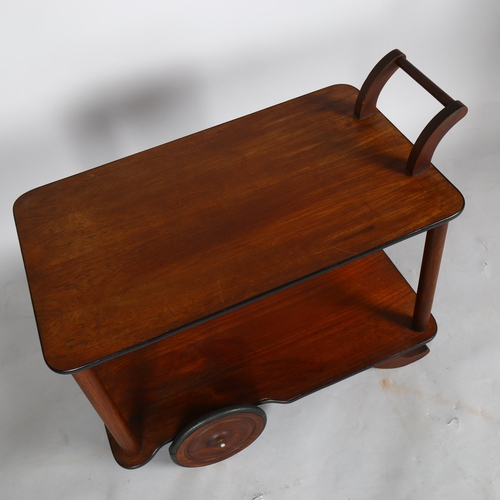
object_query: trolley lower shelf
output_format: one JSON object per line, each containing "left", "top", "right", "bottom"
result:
{"left": 94, "top": 250, "right": 435, "bottom": 468}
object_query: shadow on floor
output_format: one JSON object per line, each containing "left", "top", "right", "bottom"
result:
{"left": 65, "top": 68, "right": 208, "bottom": 170}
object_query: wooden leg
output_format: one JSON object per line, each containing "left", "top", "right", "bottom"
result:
{"left": 73, "top": 369, "right": 141, "bottom": 456}
{"left": 411, "top": 223, "right": 448, "bottom": 332}
{"left": 376, "top": 345, "right": 430, "bottom": 369}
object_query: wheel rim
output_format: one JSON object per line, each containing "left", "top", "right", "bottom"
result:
{"left": 169, "top": 405, "right": 266, "bottom": 467}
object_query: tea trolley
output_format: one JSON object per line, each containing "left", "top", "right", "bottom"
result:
{"left": 14, "top": 50, "right": 467, "bottom": 467}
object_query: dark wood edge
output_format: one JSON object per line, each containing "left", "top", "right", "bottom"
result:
{"left": 355, "top": 49, "right": 467, "bottom": 176}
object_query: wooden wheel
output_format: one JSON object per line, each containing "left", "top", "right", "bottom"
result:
{"left": 169, "top": 405, "right": 266, "bottom": 467}
{"left": 376, "top": 345, "right": 430, "bottom": 369}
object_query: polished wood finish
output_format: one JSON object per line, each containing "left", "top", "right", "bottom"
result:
{"left": 412, "top": 223, "right": 449, "bottom": 332}
{"left": 354, "top": 49, "right": 404, "bottom": 119}
{"left": 13, "top": 84, "right": 463, "bottom": 375}
{"left": 354, "top": 49, "right": 468, "bottom": 176}
{"left": 97, "top": 251, "right": 435, "bottom": 468}
{"left": 73, "top": 369, "right": 141, "bottom": 456}
{"left": 13, "top": 50, "right": 466, "bottom": 468}
{"left": 406, "top": 102, "right": 468, "bottom": 176}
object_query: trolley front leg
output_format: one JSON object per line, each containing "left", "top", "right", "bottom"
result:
{"left": 73, "top": 369, "right": 141, "bottom": 456}
{"left": 377, "top": 223, "right": 448, "bottom": 370}
{"left": 412, "top": 223, "right": 449, "bottom": 332}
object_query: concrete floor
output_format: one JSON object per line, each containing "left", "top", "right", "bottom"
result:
{"left": 1, "top": 2, "right": 499, "bottom": 498}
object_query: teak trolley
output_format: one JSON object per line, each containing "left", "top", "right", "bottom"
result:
{"left": 14, "top": 50, "right": 467, "bottom": 468}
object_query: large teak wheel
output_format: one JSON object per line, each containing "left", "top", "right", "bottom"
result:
{"left": 169, "top": 405, "right": 267, "bottom": 467}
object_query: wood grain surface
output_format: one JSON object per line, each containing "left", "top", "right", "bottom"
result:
{"left": 14, "top": 84, "right": 462, "bottom": 373}
{"left": 95, "top": 250, "right": 436, "bottom": 468}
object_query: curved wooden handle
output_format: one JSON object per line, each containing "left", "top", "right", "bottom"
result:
{"left": 354, "top": 49, "right": 468, "bottom": 176}
{"left": 406, "top": 100, "right": 467, "bottom": 176}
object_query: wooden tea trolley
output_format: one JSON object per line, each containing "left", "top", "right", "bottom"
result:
{"left": 14, "top": 50, "right": 467, "bottom": 468}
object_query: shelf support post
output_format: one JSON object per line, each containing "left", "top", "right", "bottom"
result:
{"left": 73, "top": 368, "right": 141, "bottom": 456}
{"left": 412, "top": 223, "right": 449, "bottom": 332}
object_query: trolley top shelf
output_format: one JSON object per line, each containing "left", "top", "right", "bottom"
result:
{"left": 14, "top": 84, "right": 464, "bottom": 373}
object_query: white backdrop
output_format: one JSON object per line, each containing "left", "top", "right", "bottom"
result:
{"left": 1, "top": 1, "right": 499, "bottom": 499}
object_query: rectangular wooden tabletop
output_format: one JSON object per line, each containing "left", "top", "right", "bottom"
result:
{"left": 14, "top": 84, "right": 464, "bottom": 373}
